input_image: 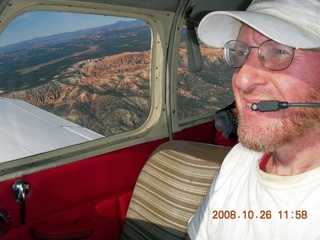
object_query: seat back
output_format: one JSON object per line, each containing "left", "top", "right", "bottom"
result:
{"left": 120, "top": 140, "right": 231, "bottom": 240}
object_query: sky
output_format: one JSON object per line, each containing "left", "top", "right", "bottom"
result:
{"left": 0, "top": 11, "right": 134, "bottom": 47}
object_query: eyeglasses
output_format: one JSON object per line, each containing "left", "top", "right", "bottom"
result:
{"left": 224, "top": 40, "right": 296, "bottom": 71}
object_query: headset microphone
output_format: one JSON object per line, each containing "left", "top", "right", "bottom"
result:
{"left": 248, "top": 100, "right": 320, "bottom": 112}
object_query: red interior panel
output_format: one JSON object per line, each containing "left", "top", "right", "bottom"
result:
{"left": 173, "top": 121, "right": 216, "bottom": 143}
{"left": 0, "top": 121, "right": 217, "bottom": 239}
{"left": 0, "top": 139, "right": 166, "bottom": 240}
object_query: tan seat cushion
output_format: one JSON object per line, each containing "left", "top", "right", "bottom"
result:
{"left": 121, "top": 140, "right": 230, "bottom": 240}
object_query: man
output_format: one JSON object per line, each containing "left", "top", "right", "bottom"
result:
{"left": 186, "top": 0, "right": 320, "bottom": 239}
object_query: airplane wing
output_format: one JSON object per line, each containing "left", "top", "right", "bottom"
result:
{"left": 0, "top": 97, "right": 103, "bottom": 162}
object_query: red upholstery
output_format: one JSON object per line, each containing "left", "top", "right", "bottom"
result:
{"left": 0, "top": 139, "right": 166, "bottom": 240}
{"left": 0, "top": 121, "right": 218, "bottom": 239}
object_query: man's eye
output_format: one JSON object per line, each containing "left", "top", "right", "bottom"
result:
{"left": 237, "top": 50, "right": 248, "bottom": 57}
{"left": 275, "top": 49, "right": 286, "bottom": 55}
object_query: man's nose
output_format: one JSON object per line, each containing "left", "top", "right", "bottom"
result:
{"left": 232, "top": 50, "right": 269, "bottom": 93}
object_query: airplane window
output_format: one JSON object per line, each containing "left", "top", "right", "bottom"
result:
{"left": 0, "top": 11, "right": 151, "bottom": 162}
{"left": 177, "top": 26, "right": 234, "bottom": 120}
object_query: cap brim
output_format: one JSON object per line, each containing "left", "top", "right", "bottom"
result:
{"left": 198, "top": 11, "right": 320, "bottom": 49}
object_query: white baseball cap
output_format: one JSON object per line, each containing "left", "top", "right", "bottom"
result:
{"left": 198, "top": 0, "right": 320, "bottom": 49}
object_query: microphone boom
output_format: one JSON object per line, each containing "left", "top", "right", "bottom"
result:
{"left": 250, "top": 100, "right": 320, "bottom": 112}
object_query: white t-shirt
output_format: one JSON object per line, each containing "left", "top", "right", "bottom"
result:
{"left": 188, "top": 143, "right": 320, "bottom": 240}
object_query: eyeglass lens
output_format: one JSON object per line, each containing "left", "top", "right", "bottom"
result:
{"left": 224, "top": 40, "right": 295, "bottom": 71}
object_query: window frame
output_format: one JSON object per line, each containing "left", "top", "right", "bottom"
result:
{"left": 0, "top": 2, "right": 174, "bottom": 181}
{"left": 171, "top": 19, "right": 235, "bottom": 133}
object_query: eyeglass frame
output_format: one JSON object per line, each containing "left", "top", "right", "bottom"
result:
{"left": 223, "top": 39, "right": 296, "bottom": 71}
